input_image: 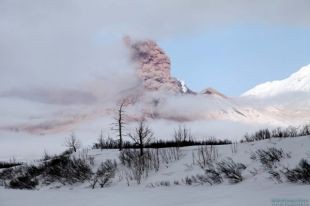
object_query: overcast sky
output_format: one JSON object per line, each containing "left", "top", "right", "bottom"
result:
{"left": 1, "top": 0, "right": 310, "bottom": 96}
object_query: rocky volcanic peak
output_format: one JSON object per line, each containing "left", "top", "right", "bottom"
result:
{"left": 125, "top": 37, "right": 183, "bottom": 93}
{"left": 201, "top": 87, "right": 227, "bottom": 98}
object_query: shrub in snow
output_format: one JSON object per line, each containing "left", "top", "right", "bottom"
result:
{"left": 2, "top": 152, "right": 93, "bottom": 189}
{"left": 182, "top": 158, "right": 244, "bottom": 186}
{"left": 184, "top": 176, "right": 193, "bottom": 185}
{"left": 299, "top": 125, "right": 310, "bottom": 136}
{"left": 147, "top": 181, "right": 171, "bottom": 188}
{"left": 119, "top": 149, "right": 141, "bottom": 168}
{"left": 241, "top": 124, "right": 310, "bottom": 142}
{"left": 284, "top": 159, "right": 310, "bottom": 184}
{"left": 205, "top": 168, "right": 223, "bottom": 185}
{"left": 3, "top": 152, "right": 92, "bottom": 187}
{"left": 251, "top": 147, "right": 286, "bottom": 169}
{"left": 173, "top": 180, "right": 180, "bottom": 185}
{"left": 268, "top": 170, "right": 283, "bottom": 183}
{"left": 120, "top": 147, "right": 183, "bottom": 184}
{"left": 2, "top": 164, "right": 43, "bottom": 190}
{"left": 119, "top": 149, "right": 161, "bottom": 184}
{"left": 91, "top": 159, "right": 117, "bottom": 189}
{"left": 159, "top": 147, "right": 181, "bottom": 164}
{"left": 1, "top": 164, "right": 42, "bottom": 190}
{"left": 78, "top": 149, "right": 95, "bottom": 166}
{"left": 0, "top": 168, "right": 15, "bottom": 181}
{"left": 181, "top": 169, "right": 223, "bottom": 186}
{"left": 194, "top": 145, "right": 218, "bottom": 169}
{"left": 64, "top": 133, "right": 81, "bottom": 153}
{"left": 0, "top": 161, "right": 22, "bottom": 169}
{"left": 42, "top": 155, "right": 92, "bottom": 185}
{"left": 216, "top": 158, "right": 246, "bottom": 184}
{"left": 9, "top": 175, "right": 38, "bottom": 190}
{"left": 159, "top": 181, "right": 171, "bottom": 186}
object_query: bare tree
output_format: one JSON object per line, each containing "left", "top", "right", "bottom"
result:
{"left": 128, "top": 120, "right": 153, "bottom": 156}
{"left": 97, "top": 130, "right": 105, "bottom": 150}
{"left": 174, "top": 125, "right": 193, "bottom": 143}
{"left": 112, "top": 100, "right": 127, "bottom": 151}
{"left": 65, "top": 132, "right": 81, "bottom": 152}
{"left": 300, "top": 124, "right": 310, "bottom": 136}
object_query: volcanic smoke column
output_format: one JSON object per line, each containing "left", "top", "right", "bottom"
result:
{"left": 124, "top": 36, "right": 183, "bottom": 93}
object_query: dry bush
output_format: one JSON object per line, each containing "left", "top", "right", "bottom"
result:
{"left": 42, "top": 155, "right": 92, "bottom": 185}
{"left": 216, "top": 158, "right": 246, "bottom": 184}
{"left": 119, "top": 149, "right": 159, "bottom": 184}
{"left": 159, "top": 147, "right": 182, "bottom": 164}
{"left": 91, "top": 159, "right": 117, "bottom": 189}
{"left": 284, "top": 159, "right": 310, "bottom": 184}
{"left": 251, "top": 147, "right": 286, "bottom": 169}
{"left": 193, "top": 145, "right": 218, "bottom": 169}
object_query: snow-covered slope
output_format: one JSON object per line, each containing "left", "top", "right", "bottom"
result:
{"left": 239, "top": 64, "right": 310, "bottom": 126}
{"left": 243, "top": 64, "right": 310, "bottom": 98}
{"left": 1, "top": 136, "right": 310, "bottom": 206}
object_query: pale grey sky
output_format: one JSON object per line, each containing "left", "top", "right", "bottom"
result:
{"left": 0, "top": 0, "right": 309, "bottom": 100}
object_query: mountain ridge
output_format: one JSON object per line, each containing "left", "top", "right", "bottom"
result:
{"left": 242, "top": 64, "right": 310, "bottom": 98}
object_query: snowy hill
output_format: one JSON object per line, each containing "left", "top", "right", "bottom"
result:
{"left": 242, "top": 64, "right": 310, "bottom": 98}
{"left": 239, "top": 64, "right": 310, "bottom": 126}
{"left": 1, "top": 136, "right": 310, "bottom": 206}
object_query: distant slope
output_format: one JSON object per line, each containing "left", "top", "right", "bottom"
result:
{"left": 242, "top": 64, "right": 310, "bottom": 98}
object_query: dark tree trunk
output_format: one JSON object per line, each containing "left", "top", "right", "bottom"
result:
{"left": 118, "top": 116, "right": 123, "bottom": 151}
{"left": 118, "top": 103, "right": 124, "bottom": 151}
{"left": 139, "top": 145, "right": 143, "bottom": 156}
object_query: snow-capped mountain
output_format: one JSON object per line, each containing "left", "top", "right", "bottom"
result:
{"left": 240, "top": 64, "right": 310, "bottom": 126}
{"left": 242, "top": 64, "right": 310, "bottom": 98}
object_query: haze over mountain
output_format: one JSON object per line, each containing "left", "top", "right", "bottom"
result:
{"left": 0, "top": 37, "right": 309, "bottom": 140}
